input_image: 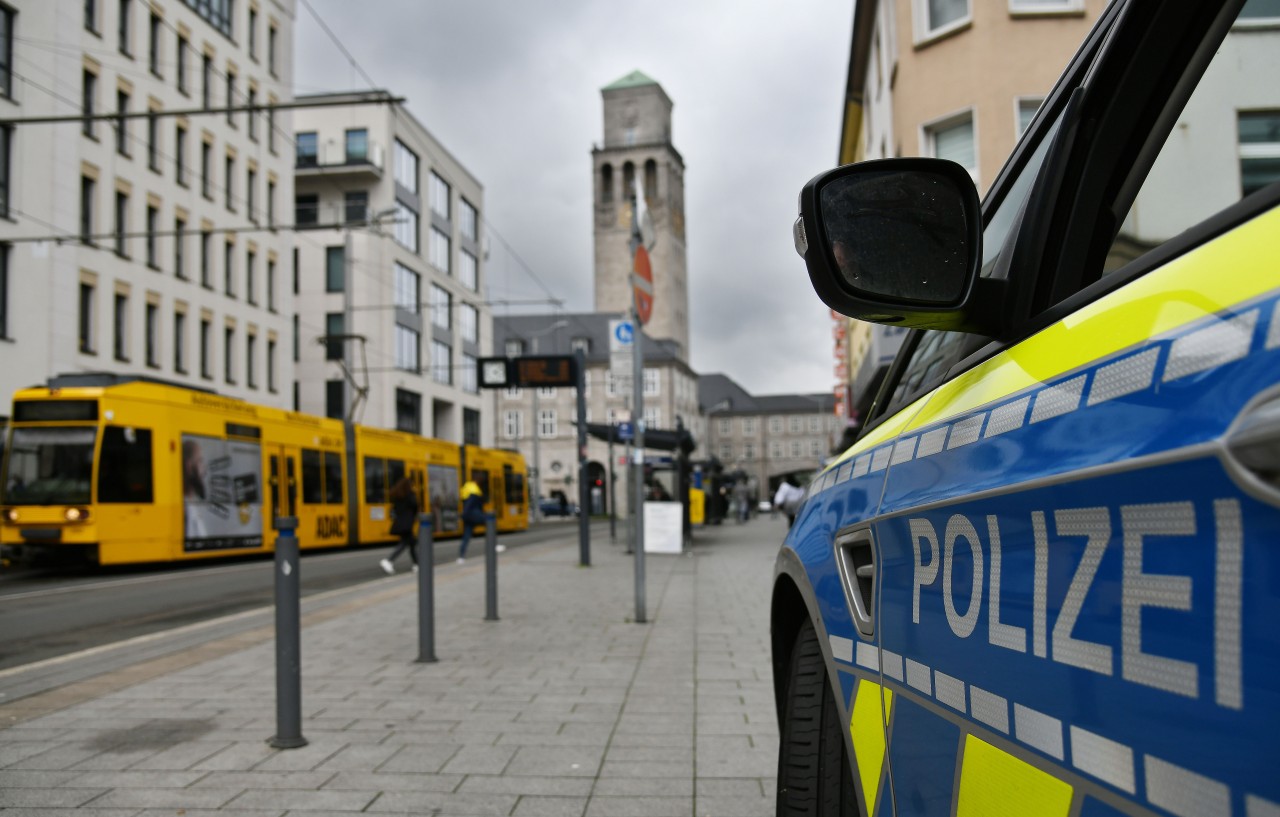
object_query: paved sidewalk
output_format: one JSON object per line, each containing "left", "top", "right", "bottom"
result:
{"left": 0, "top": 516, "right": 786, "bottom": 816}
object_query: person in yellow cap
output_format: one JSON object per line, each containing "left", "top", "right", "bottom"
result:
{"left": 457, "top": 479, "right": 503, "bottom": 562}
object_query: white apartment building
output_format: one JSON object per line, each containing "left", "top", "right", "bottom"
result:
{"left": 0, "top": 0, "right": 296, "bottom": 408}
{"left": 291, "top": 91, "right": 490, "bottom": 445}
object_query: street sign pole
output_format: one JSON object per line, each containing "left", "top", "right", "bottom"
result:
{"left": 630, "top": 188, "right": 647, "bottom": 625}
{"left": 575, "top": 349, "right": 590, "bottom": 566}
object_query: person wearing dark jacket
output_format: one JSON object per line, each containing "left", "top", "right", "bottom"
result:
{"left": 457, "top": 480, "right": 504, "bottom": 563}
{"left": 379, "top": 477, "right": 420, "bottom": 574}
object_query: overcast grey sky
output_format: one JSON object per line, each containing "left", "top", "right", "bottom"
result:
{"left": 295, "top": 1, "right": 854, "bottom": 397}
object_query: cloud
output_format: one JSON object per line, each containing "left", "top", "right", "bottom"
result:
{"left": 296, "top": 0, "right": 854, "bottom": 396}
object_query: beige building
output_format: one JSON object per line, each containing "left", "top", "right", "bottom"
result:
{"left": 291, "top": 91, "right": 490, "bottom": 444}
{"left": 0, "top": 0, "right": 296, "bottom": 408}
{"left": 836, "top": 0, "right": 1104, "bottom": 415}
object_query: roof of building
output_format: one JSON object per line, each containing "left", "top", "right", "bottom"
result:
{"left": 698, "top": 373, "right": 833, "bottom": 415}
{"left": 602, "top": 70, "right": 659, "bottom": 91}
{"left": 491, "top": 313, "right": 686, "bottom": 367}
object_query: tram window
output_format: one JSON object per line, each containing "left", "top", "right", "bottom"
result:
{"left": 471, "top": 469, "right": 490, "bottom": 502}
{"left": 323, "top": 451, "right": 343, "bottom": 504}
{"left": 301, "top": 449, "right": 323, "bottom": 504}
{"left": 98, "top": 427, "right": 154, "bottom": 503}
{"left": 505, "top": 470, "right": 525, "bottom": 505}
{"left": 388, "top": 459, "right": 405, "bottom": 491}
{"left": 363, "top": 457, "right": 386, "bottom": 503}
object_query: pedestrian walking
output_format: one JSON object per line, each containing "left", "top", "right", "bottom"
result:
{"left": 774, "top": 478, "right": 806, "bottom": 529}
{"left": 457, "top": 480, "right": 505, "bottom": 563}
{"left": 379, "top": 477, "right": 420, "bottom": 574}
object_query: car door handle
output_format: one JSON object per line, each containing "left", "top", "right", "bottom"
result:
{"left": 1225, "top": 394, "right": 1280, "bottom": 499}
{"left": 836, "top": 530, "right": 877, "bottom": 638}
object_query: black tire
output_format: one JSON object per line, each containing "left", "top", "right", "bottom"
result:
{"left": 776, "top": 619, "right": 862, "bottom": 817}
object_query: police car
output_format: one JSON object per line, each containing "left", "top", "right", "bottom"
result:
{"left": 773, "top": 1, "right": 1279, "bottom": 815}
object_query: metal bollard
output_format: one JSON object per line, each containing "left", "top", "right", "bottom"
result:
{"left": 415, "top": 514, "right": 437, "bottom": 663}
{"left": 484, "top": 513, "right": 499, "bottom": 621}
{"left": 269, "top": 517, "right": 307, "bottom": 749}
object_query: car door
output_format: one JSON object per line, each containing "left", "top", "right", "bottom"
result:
{"left": 871, "top": 2, "right": 1280, "bottom": 816}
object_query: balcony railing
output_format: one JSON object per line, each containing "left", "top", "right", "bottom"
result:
{"left": 295, "top": 139, "right": 385, "bottom": 179}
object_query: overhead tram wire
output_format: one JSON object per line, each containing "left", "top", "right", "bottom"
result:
{"left": 0, "top": 95, "right": 404, "bottom": 126}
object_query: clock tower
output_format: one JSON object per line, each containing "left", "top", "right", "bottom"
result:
{"left": 591, "top": 71, "right": 690, "bottom": 362}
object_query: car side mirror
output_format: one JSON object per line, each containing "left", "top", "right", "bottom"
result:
{"left": 795, "top": 158, "right": 997, "bottom": 333}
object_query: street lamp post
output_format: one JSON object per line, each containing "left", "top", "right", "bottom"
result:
{"left": 527, "top": 320, "right": 568, "bottom": 523}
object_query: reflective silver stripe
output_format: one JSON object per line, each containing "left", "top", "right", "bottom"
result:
{"left": 1247, "top": 794, "right": 1280, "bottom": 817}
{"left": 985, "top": 396, "right": 1031, "bottom": 438}
{"left": 1268, "top": 301, "right": 1280, "bottom": 351}
{"left": 891, "top": 437, "right": 918, "bottom": 465}
{"left": 917, "top": 426, "right": 949, "bottom": 458}
{"left": 968, "top": 684, "right": 1009, "bottom": 734}
{"left": 1145, "top": 754, "right": 1229, "bottom": 817}
{"left": 856, "top": 641, "right": 879, "bottom": 671}
{"left": 948, "top": 413, "right": 986, "bottom": 449}
{"left": 905, "top": 658, "right": 932, "bottom": 695}
{"left": 851, "top": 454, "right": 871, "bottom": 478}
{"left": 828, "top": 635, "right": 853, "bottom": 664}
{"left": 933, "top": 670, "right": 966, "bottom": 712}
{"left": 1164, "top": 310, "right": 1258, "bottom": 382}
{"left": 1069, "top": 725, "right": 1135, "bottom": 793}
{"left": 881, "top": 648, "right": 904, "bottom": 682}
{"left": 1030, "top": 374, "right": 1086, "bottom": 423}
{"left": 1087, "top": 347, "right": 1160, "bottom": 406}
{"left": 870, "top": 446, "right": 893, "bottom": 473}
{"left": 1014, "top": 703, "right": 1063, "bottom": 760}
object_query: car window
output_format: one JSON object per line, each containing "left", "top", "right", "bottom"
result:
{"left": 884, "top": 330, "right": 968, "bottom": 413}
{"left": 1103, "top": 4, "right": 1280, "bottom": 276}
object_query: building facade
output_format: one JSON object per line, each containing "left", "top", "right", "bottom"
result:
{"left": 291, "top": 91, "right": 490, "bottom": 445}
{"left": 0, "top": 0, "right": 296, "bottom": 408}
{"left": 591, "top": 71, "right": 690, "bottom": 362}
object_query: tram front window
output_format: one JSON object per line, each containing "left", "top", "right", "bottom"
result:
{"left": 2, "top": 427, "right": 96, "bottom": 505}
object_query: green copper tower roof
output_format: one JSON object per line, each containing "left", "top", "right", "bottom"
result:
{"left": 602, "top": 70, "right": 659, "bottom": 91}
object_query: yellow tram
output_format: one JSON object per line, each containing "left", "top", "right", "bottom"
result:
{"left": 0, "top": 375, "right": 528, "bottom": 565}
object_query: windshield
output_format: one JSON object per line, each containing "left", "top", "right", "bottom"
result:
{"left": 2, "top": 427, "right": 97, "bottom": 505}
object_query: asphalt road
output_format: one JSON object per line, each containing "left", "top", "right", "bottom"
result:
{"left": 0, "top": 519, "right": 615, "bottom": 673}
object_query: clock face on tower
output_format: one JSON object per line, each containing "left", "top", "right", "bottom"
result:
{"left": 482, "top": 360, "right": 509, "bottom": 387}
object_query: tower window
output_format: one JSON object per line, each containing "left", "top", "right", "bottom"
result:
{"left": 601, "top": 163, "right": 613, "bottom": 203}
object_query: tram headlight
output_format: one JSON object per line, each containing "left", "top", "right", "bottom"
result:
{"left": 2, "top": 508, "right": 16, "bottom": 523}
{"left": 64, "top": 507, "right": 90, "bottom": 522}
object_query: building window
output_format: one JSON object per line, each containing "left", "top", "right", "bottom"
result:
{"left": 344, "top": 190, "right": 368, "bottom": 223}
{"left": 430, "top": 284, "right": 450, "bottom": 329}
{"left": 118, "top": 0, "right": 131, "bottom": 55}
{"left": 267, "top": 179, "right": 275, "bottom": 226}
{"left": 86, "top": 0, "right": 97, "bottom": 32}
{"left": 292, "top": 313, "right": 298, "bottom": 362}
{"left": 245, "top": 248, "right": 256, "bottom": 305}
{"left": 80, "top": 176, "right": 95, "bottom": 243}
{"left": 460, "top": 303, "right": 478, "bottom": 344}
{"left": 790, "top": 440, "right": 803, "bottom": 458}
{"left": 394, "top": 325, "right": 420, "bottom": 372}
{"left": 199, "top": 317, "right": 211, "bottom": 378}
{"left": 808, "top": 416, "right": 822, "bottom": 434}
{"left": 79, "top": 282, "right": 96, "bottom": 353}
{"left": 83, "top": 70, "right": 97, "bottom": 138}
{"left": 147, "top": 112, "right": 160, "bottom": 171}
{"left": 220, "top": 240, "right": 234, "bottom": 297}
{"left": 394, "top": 202, "right": 419, "bottom": 252}
{"left": 200, "top": 230, "right": 212, "bottom": 287}
{"left": 505, "top": 339, "right": 524, "bottom": 357}
{"left": 296, "top": 193, "right": 318, "bottom": 227}
{"left": 395, "top": 263, "right": 419, "bottom": 313}
{"left": 246, "top": 167, "right": 256, "bottom": 222}
{"left": 924, "top": 110, "right": 976, "bottom": 182}
{"left": 296, "top": 131, "right": 317, "bottom": 167}
{"left": 115, "top": 89, "right": 130, "bottom": 156}
{"left": 148, "top": 13, "right": 161, "bottom": 75}
{"left": 246, "top": 334, "right": 256, "bottom": 388}
{"left": 174, "top": 219, "right": 187, "bottom": 278}
{"left": 644, "top": 408, "right": 661, "bottom": 429}
{"left": 570, "top": 337, "right": 590, "bottom": 355}
{"left": 394, "top": 140, "right": 418, "bottom": 192}
{"left": 743, "top": 442, "right": 757, "bottom": 460}
{"left": 643, "top": 368, "right": 659, "bottom": 396}
{"left": 200, "top": 141, "right": 212, "bottom": 198}
{"left": 326, "top": 380, "right": 344, "bottom": 419}
{"left": 145, "top": 302, "right": 158, "bottom": 367}
{"left": 810, "top": 439, "right": 823, "bottom": 457}
{"left": 201, "top": 53, "right": 212, "bottom": 109}
{"left": 429, "top": 172, "right": 451, "bottom": 218}
{"left": 538, "top": 409, "right": 557, "bottom": 439}
{"left": 225, "top": 70, "right": 236, "bottom": 126}
{"left": 247, "top": 87, "right": 257, "bottom": 141}
{"left": 325, "top": 312, "right": 343, "bottom": 361}
{"left": 266, "top": 258, "right": 276, "bottom": 312}
{"left": 503, "top": 410, "right": 523, "bottom": 440}
{"left": 915, "top": 0, "right": 970, "bottom": 41}
{"left": 114, "top": 190, "right": 129, "bottom": 257}
{"left": 718, "top": 418, "right": 732, "bottom": 435}
{"left": 175, "top": 124, "right": 187, "bottom": 185}
{"left": 223, "top": 326, "right": 235, "bottom": 383}
{"left": 432, "top": 340, "right": 451, "bottom": 385}
{"left": 1009, "top": 0, "right": 1083, "bottom": 14}
{"left": 345, "top": 128, "right": 367, "bottom": 163}
{"left": 325, "top": 245, "right": 344, "bottom": 292}
{"left": 430, "top": 227, "right": 451, "bottom": 273}
{"left": 1239, "top": 111, "right": 1280, "bottom": 197}
{"left": 247, "top": 7, "right": 257, "bottom": 59}
{"left": 788, "top": 416, "right": 803, "bottom": 434}
{"left": 459, "top": 249, "right": 478, "bottom": 292}
{"left": 0, "top": 245, "right": 8, "bottom": 339}
{"left": 742, "top": 417, "right": 757, "bottom": 434}
{"left": 113, "top": 292, "right": 129, "bottom": 361}
{"left": 0, "top": 126, "right": 10, "bottom": 218}
{"left": 1016, "top": 97, "right": 1043, "bottom": 136}
{"left": 769, "top": 416, "right": 783, "bottom": 434}
{"left": 224, "top": 154, "right": 235, "bottom": 210}
{"left": 395, "top": 389, "right": 421, "bottom": 434}
{"left": 461, "top": 353, "right": 478, "bottom": 394}
{"left": 459, "top": 198, "right": 477, "bottom": 241}
{"left": 145, "top": 205, "right": 158, "bottom": 268}
{"left": 268, "top": 24, "right": 278, "bottom": 76}
{"left": 267, "top": 339, "right": 277, "bottom": 391}
{"left": 173, "top": 310, "right": 186, "bottom": 373}
{"left": 720, "top": 443, "right": 733, "bottom": 460}
{"left": 770, "top": 440, "right": 783, "bottom": 459}
{"left": 176, "top": 34, "right": 188, "bottom": 93}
